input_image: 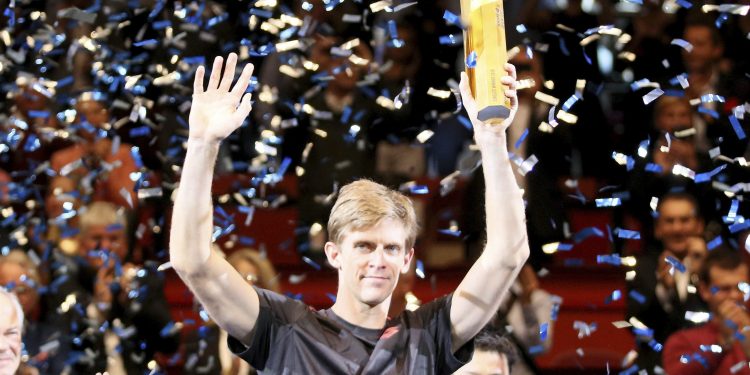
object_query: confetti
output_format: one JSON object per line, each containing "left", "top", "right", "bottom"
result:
{"left": 58, "top": 7, "right": 97, "bottom": 24}
{"left": 670, "top": 38, "right": 693, "bottom": 52}
{"left": 642, "top": 88, "right": 664, "bottom": 105}
{"left": 730, "top": 115, "right": 746, "bottom": 140}
{"left": 595, "top": 198, "right": 622, "bottom": 208}
{"left": 573, "top": 321, "right": 597, "bottom": 339}
{"left": 465, "top": 51, "right": 477, "bottom": 68}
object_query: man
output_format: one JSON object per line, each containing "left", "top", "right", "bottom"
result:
{"left": 170, "top": 53, "right": 528, "bottom": 374}
{"left": 0, "top": 288, "right": 22, "bottom": 375}
{"left": 452, "top": 327, "right": 518, "bottom": 375}
{"left": 0, "top": 251, "right": 72, "bottom": 375}
{"left": 626, "top": 192, "right": 709, "bottom": 372}
{"left": 663, "top": 247, "right": 750, "bottom": 374}
{"left": 43, "top": 202, "right": 177, "bottom": 374}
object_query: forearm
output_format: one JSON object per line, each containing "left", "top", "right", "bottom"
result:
{"left": 168, "top": 138, "right": 261, "bottom": 343}
{"left": 169, "top": 139, "right": 219, "bottom": 273}
{"left": 481, "top": 140, "right": 529, "bottom": 267}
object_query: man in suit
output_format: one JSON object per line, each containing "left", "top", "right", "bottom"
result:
{"left": 626, "top": 192, "right": 709, "bottom": 373}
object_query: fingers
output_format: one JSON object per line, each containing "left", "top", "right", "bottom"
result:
{"left": 219, "top": 53, "right": 238, "bottom": 91}
{"left": 505, "top": 63, "right": 517, "bottom": 81}
{"left": 231, "top": 62, "right": 255, "bottom": 100}
{"left": 207, "top": 56, "right": 224, "bottom": 91}
{"left": 193, "top": 66, "right": 205, "bottom": 94}
{"left": 458, "top": 72, "right": 477, "bottom": 119}
{"left": 234, "top": 92, "right": 254, "bottom": 124}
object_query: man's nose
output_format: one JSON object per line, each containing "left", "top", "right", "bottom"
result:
{"left": 368, "top": 247, "right": 387, "bottom": 268}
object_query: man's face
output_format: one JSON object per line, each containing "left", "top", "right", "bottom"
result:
{"left": 0, "top": 294, "right": 22, "bottom": 375}
{"left": 329, "top": 218, "right": 413, "bottom": 307}
{"left": 655, "top": 199, "right": 703, "bottom": 256}
{"left": 683, "top": 26, "right": 722, "bottom": 74}
{"left": 700, "top": 264, "right": 750, "bottom": 314}
{"left": 452, "top": 350, "right": 510, "bottom": 375}
{"left": 78, "top": 224, "right": 127, "bottom": 266}
{"left": 0, "top": 263, "right": 39, "bottom": 318}
{"left": 656, "top": 102, "right": 692, "bottom": 134}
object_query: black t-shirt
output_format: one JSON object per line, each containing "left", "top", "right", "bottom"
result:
{"left": 227, "top": 287, "right": 474, "bottom": 374}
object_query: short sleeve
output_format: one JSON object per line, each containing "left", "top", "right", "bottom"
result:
{"left": 226, "top": 287, "right": 311, "bottom": 371}
{"left": 410, "top": 294, "right": 474, "bottom": 374}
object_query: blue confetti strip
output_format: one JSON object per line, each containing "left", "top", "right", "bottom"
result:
{"left": 595, "top": 198, "right": 622, "bottom": 207}
{"left": 514, "top": 129, "right": 529, "bottom": 150}
{"left": 645, "top": 163, "right": 663, "bottom": 174}
{"left": 729, "top": 220, "right": 750, "bottom": 234}
{"left": 707, "top": 236, "right": 722, "bottom": 251}
{"left": 695, "top": 164, "right": 727, "bottom": 183}
{"left": 629, "top": 290, "right": 646, "bottom": 304}
{"left": 466, "top": 51, "right": 477, "bottom": 68}
{"left": 540, "top": 323, "right": 549, "bottom": 341}
{"left": 697, "top": 106, "right": 719, "bottom": 119}
{"left": 598, "top": 254, "right": 621, "bottom": 266}
{"left": 665, "top": 256, "right": 687, "bottom": 273}
{"left": 573, "top": 227, "right": 604, "bottom": 244}
{"left": 615, "top": 228, "right": 640, "bottom": 240}
{"left": 730, "top": 115, "right": 746, "bottom": 140}
{"left": 439, "top": 34, "right": 460, "bottom": 45}
{"left": 443, "top": 10, "right": 462, "bottom": 27}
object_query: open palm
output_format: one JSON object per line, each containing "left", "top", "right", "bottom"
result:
{"left": 189, "top": 53, "right": 255, "bottom": 143}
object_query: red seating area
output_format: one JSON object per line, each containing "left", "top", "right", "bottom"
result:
{"left": 162, "top": 175, "right": 638, "bottom": 373}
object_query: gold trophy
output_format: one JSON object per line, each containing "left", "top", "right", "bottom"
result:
{"left": 460, "top": 0, "right": 511, "bottom": 124}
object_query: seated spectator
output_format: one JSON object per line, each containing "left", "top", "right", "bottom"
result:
{"left": 626, "top": 192, "right": 709, "bottom": 372}
{"left": 453, "top": 326, "right": 518, "bottom": 375}
{"left": 182, "top": 248, "right": 280, "bottom": 375}
{"left": 49, "top": 98, "right": 138, "bottom": 209}
{"left": 0, "top": 251, "right": 71, "bottom": 375}
{"left": 680, "top": 12, "right": 749, "bottom": 157}
{"left": 49, "top": 201, "right": 178, "bottom": 374}
{"left": 626, "top": 96, "right": 720, "bottom": 243}
{"left": 663, "top": 246, "right": 750, "bottom": 374}
{"left": 489, "top": 263, "right": 555, "bottom": 375}
{"left": 0, "top": 288, "right": 23, "bottom": 375}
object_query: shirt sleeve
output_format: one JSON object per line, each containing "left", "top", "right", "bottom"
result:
{"left": 663, "top": 329, "right": 719, "bottom": 375}
{"left": 226, "top": 287, "right": 311, "bottom": 371}
{"left": 411, "top": 293, "right": 474, "bottom": 375}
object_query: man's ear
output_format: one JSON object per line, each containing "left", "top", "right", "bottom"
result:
{"left": 401, "top": 248, "right": 415, "bottom": 274}
{"left": 324, "top": 241, "right": 342, "bottom": 270}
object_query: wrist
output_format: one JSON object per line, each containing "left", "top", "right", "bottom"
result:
{"left": 187, "top": 137, "right": 222, "bottom": 148}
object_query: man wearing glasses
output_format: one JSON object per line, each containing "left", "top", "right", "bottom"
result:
{"left": 663, "top": 247, "right": 750, "bottom": 374}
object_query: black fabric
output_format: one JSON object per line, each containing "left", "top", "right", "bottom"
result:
{"left": 227, "top": 287, "right": 473, "bottom": 374}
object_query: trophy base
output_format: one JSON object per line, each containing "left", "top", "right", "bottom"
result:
{"left": 477, "top": 105, "right": 512, "bottom": 123}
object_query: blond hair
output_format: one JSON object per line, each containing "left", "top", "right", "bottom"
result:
{"left": 0, "top": 250, "right": 41, "bottom": 286}
{"left": 227, "top": 249, "right": 281, "bottom": 293}
{"left": 328, "top": 179, "right": 419, "bottom": 249}
{"left": 78, "top": 201, "right": 128, "bottom": 235}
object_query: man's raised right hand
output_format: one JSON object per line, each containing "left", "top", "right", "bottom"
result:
{"left": 189, "top": 53, "right": 254, "bottom": 144}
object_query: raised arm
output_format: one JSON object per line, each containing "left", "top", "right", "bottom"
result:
{"left": 169, "top": 53, "right": 259, "bottom": 345}
{"left": 450, "top": 64, "right": 530, "bottom": 352}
